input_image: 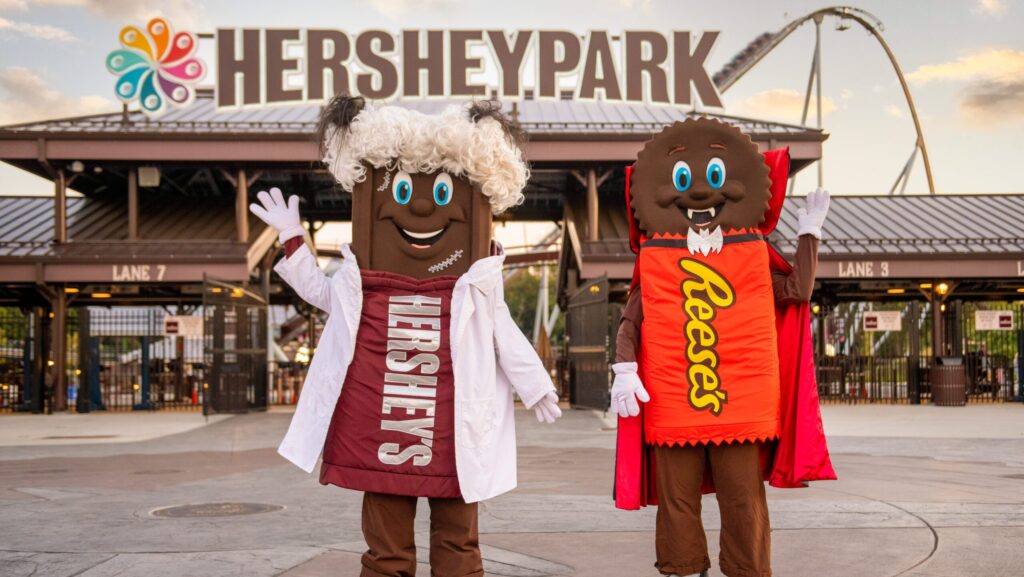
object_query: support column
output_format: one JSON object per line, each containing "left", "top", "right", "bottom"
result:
{"left": 586, "top": 168, "right": 599, "bottom": 242}
{"left": 932, "top": 299, "right": 944, "bottom": 359}
{"left": 49, "top": 291, "right": 67, "bottom": 411}
{"left": 127, "top": 168, "right": 139, "bottom": 240}
{"left": 133, "top": 335, "right": 153, "bottom": 410}
{"left": 236, "top": 168, "right": 249, "bottom": 243}
{"left": 908, "top": 300, "right": 921, "bottom": 404}
{"left": 54, "top": 169, "right": 67, "bottom": 244}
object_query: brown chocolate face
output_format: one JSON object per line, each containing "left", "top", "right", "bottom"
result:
{"left": 368, "top": 167, "right": 476, "bottom": 278}
{"left": 630, "top": 118, "right": 771, "bottom": 236}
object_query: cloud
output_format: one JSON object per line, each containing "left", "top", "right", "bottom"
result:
{"left": 0, "top": 15, "right": 75, "bottom": 40}
{"left": 962, "top": 80, "right": 1024, "bottom": 124}
{"left": 973, "top": 0, "right": 1007, "bottom": 15}
{"left": 25, "top": 0, "right": 210, "bottom": 30}
{"left": 732, "top": 89, "right": 836, "bottom": 123}
{"left": 908, "top": 49, "right": 1024, "bottom": 85}
{"left": 0, "top": 0, "right": 28, "bottom": 11}
{"left": 909, "top": 49, "right": 1024, "bottom": 124}
{"left": 884, "top": 104, "right": 904, "bottom": 118}
{"left": 0, "top": 67, "right": 114, "bottom": 126}
{"left": 366, "top": 0, "right": 453, "bottom": 18}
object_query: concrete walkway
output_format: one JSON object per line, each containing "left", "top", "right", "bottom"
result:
{"left": 1, "top": 404, "right": 1023, "bottom": 577}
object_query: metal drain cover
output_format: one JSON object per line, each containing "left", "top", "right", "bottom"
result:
{"left": 151, "top": 502, "right": 284, "bottom": 518}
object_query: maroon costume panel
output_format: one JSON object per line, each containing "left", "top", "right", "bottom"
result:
{"left": 320, "top": 270, "right": 461, "bottom": 498}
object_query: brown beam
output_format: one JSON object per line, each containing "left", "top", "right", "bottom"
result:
{"left": 586, "top": 168, "right": 599, "bottom": 242}
{"left": 236, "top": 168, "right": 249, "bottom": 243}
{"left": 54, "top": 169, "right": 67, "bottom": 243}
{"left": 0, "top": 137, "right": 824, "bottom": 164}
{"left": 127, "top": 168, "right": 138, "bottom": 240}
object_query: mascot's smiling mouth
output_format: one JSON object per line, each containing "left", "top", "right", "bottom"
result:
{"left": 685, "top": 201, "right": 726, "bottom": 228}
{"left": 396, "top": 224, "right": 448, "bottom": 248}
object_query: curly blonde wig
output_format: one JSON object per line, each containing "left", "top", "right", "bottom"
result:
{"left": 320, "top": 99, "right": 528, "bottom": 215}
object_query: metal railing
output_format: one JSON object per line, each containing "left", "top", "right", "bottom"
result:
{"left": 816, "top": 354, "right": 1019, "bottom": 404}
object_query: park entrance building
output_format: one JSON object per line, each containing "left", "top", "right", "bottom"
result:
{"left": 0, "top": 91, "right": 1021, "bottom": 413}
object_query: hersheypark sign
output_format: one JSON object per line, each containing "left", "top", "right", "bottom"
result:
{"left": 106, "top": 18, "right": 724, "bottom": 117}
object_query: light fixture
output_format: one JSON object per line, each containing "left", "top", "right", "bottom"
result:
{"left": 811, "top": 304, "right": 821, "bottom": 315}
{"left": 230, "top": 287, "right": 245, "bottom": 298}
{"left": 91, "top": 292, "right": 111, "bottom": 299}
{"left": 940, "top": 303, "right": 947, "bottom": 312}
{"left": 47, "top": 359, "right": 54, "bottom": 367}
{"left": 936, "top": 282, "right": 950, "bottom": 296}
{"left": 69, "top": 160, "right": 85, "bottom": 173}
{"left": 887, "top": 288, "right": 906, "bottom": 295}
{"left": 132, "top": 383, "right": 140, "bottom": 390}
{"left": 64, "top": 287, "right": 79, "bottom": 294}
{"left": 211, "top": 287, "right": 222, "bottom": 294}
{"left": 1017, "top": 288, "right": 1024, "bottom": 293}
{"left": 138, "top": 166, "right": 161, "bottom": 187}
{"left": 919, "top": 283, "right": 933, "bottom": 290}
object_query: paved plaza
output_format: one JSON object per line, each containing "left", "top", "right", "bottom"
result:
{"left": 2, "top": 404, "right": 1024, "bottom": 577}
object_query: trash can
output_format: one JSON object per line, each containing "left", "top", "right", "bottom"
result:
{"left": 932, "top": 357, "right": 967, "bottom": 406}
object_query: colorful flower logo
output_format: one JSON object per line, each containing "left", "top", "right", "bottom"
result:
{"left": 105, "top": 18, "right": 206, "bottom": 117}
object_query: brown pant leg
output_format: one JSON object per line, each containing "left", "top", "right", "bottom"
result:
{"left": 653, "top": 443, "right": 712, "bottom": 576}
{"left": 708, "top": 442, "right": 771, "bottom": 577}
{"left": 361, "top": 492, "right": 419, "bottom": 577}
{"left": 427, "top": 497, "right": 483, "bottom": 577}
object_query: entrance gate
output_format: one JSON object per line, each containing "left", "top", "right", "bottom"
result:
{"left": 815, "top": 300, "right": 1023, "bottom": 404}
{"left": 77, "top": 307, "right": 204, "bottom": 412}
{"left": 565, "top": 277, "right": 611, "bottom": 410}
{"left": 0, "top": 307, "right": 39, "bottom": 413}
{"left": 203, "top": 278, "right": 268, "bottom": 414}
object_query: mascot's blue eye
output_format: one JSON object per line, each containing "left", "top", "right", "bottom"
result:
{"left": 706, "top": 158, "right": 726, "bottom": 189}
{"left": 433, "top": 172, "right": 454, "bottom": 206}
{"left": 392, "top": 171, "right": 413, "bottom": 204}
{"left": 672, "top": 161, "right": 692, "bottom": 192}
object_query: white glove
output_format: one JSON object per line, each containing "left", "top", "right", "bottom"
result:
{"left": 610, "top": 362, "right": 650, "bottom": 418}
{"left": 796, "top": 187, "right": 830, "bottom": 239}
{"left": 531, "top": 391, "right": 562, "bottom": 424}
{"left": 249, "top": 187, "right": 306, "bottom": 243}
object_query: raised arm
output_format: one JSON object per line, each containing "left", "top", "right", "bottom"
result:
{"left": 251, "top": 188, "right": 333, "bottom": 313}
{"left": 773, "top": 188, "right": 830, "bottom": 305}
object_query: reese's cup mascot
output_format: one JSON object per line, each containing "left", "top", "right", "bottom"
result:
{"left": 251, "top": 97, "right": 562, "bottom": 577}
{"left": 611, "top": 118, "right": 837, "bottom": 577}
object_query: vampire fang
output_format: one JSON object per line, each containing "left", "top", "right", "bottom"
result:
{"left": 685, "top": 202, "right": 725, "bottom": 227}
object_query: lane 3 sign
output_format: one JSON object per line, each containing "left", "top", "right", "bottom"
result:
{"left": 215, "top": 29, "right": 724, "bottom": 109}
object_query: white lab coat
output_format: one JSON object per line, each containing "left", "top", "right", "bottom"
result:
{"left": 274, "top": 243, "right": 555, "bottom": 503}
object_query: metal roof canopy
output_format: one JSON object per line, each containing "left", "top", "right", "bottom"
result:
{"left": 559, "top": 192, "right": 1024, "bottom": 296}
{"left": 0, "top": 195, "right": 274, "bottom": 286}
{"left": 0, "top": 90, "right": 826, "bottom": 174}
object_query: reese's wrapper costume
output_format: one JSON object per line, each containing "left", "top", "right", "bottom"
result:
{"left": 610, "top": 118, "right": 836, "bottom": 577}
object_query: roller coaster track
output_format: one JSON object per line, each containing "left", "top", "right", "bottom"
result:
{"left": 713, "top": 6, "right": 935, "bottom": 194}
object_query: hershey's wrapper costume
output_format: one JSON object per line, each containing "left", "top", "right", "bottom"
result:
{"left": 251, "top": 98, "right": 562, "bottom": 577}
{"left": 610, "top": 118, "right": 837, "bottom": 577}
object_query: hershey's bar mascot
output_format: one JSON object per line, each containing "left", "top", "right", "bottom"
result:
{"left": 611, "top": 118, "right": 837, "bottom": 577}
{"left": 251, "top": 97, "right": 562, "bottom": 577}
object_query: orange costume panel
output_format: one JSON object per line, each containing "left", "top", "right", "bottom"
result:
{"left": 638, "top": 233, "right": 780, "bottom": 446}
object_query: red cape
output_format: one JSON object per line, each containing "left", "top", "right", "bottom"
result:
{"left": 614, "top": 148, "right": 837, "bottom": 510}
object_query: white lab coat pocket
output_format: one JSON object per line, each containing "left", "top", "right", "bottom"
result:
{"left": 459, "top": 397, "right": 496, "bottom": 449}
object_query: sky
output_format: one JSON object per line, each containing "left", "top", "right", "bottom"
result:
{"left": 0, "top": 0, "right": 1021, "bottom": 244}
